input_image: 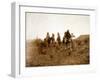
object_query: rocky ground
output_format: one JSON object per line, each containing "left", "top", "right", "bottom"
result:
{"left": 26, "top": 35, "right": 90, "bottom": 67}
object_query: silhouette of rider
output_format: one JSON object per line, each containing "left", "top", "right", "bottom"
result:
{"left": 50, "top": 33, "right": 55, "bottom": 44}
{"left": 44, "top": 32, "right": 51, "bottom": 47}
{"left": 63, "top": 30, "right": 71, "bottom": 44}
{"left": 57, "top": 32, "right": 61, "bottom": 45}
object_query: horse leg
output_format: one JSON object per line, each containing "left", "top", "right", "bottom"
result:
{"left": 70, "top": 39, "right": 73, "bottom": 51}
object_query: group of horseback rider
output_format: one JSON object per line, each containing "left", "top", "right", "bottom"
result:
{"left": 44, "top": 30, "right": 75, "bottom": 49}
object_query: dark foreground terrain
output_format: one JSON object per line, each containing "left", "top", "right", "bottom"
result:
{"left": 26, "top": 35, "right": 89, "bottom": 67}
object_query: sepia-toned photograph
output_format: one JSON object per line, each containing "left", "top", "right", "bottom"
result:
{"left": 25, "top": 12, "right": 90, "bottom": 67}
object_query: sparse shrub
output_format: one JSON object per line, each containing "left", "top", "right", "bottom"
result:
{"left": 31, "top": 39, "right": 43, "bottom": 47}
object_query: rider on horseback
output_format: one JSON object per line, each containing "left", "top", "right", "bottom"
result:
{"left": 63, "top": 30, "right": 71, "bottom": 44}
{"left": 57, "top": 32, "right": 61, "bottom": 45}
{"left": 44, "top": 32, "right": 51, "bottom": 47}
{"left": 63, "top": 29, "right": 74, "bottom": 52}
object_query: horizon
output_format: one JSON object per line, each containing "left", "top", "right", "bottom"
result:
{"left": 26, "top": 34, "right": 89, "bottom": 42}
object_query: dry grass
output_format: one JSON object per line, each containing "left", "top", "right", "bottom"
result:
{"left": 26, "top": 35, "right": 89, "bottom": 67}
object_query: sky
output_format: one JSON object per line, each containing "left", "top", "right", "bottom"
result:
{"left": 26, "top": 12, "right": 90, "bottom": 40}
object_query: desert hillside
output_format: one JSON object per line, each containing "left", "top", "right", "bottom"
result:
{"left": 26, "top": 35, "right": 89, "bottom": 67}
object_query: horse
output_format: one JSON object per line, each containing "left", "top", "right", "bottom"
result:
{"left": 63, "top": 30, "right": 75, "bottom": 51}
{"left": 44, "top": 32, "right": 51, "bottom": 47}
{"left": 56, "top": 32, "right": 61, "bottom": 45}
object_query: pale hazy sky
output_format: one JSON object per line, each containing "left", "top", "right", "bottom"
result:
{"left": 26, "top": 12, "right": 90, "bottom": 40}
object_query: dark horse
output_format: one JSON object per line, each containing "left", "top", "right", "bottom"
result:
{"left": 63, "top": 30, "right": 73, "bottom": 51}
